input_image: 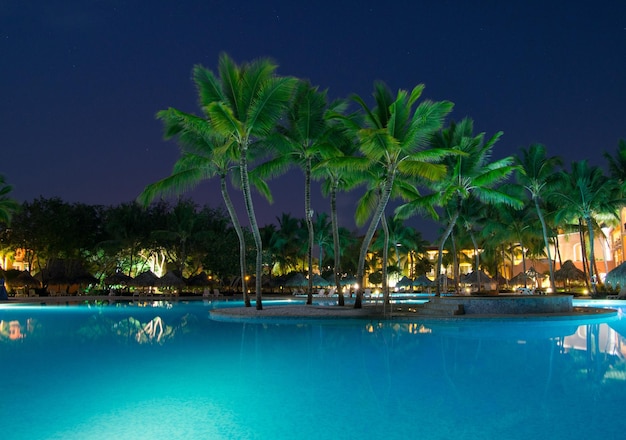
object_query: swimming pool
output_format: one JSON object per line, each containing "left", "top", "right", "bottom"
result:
{"left": 1, "top": 299, "right": 625, "bottom": 439}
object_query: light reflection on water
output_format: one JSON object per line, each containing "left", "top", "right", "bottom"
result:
{"left": 1, "top": 300, "right": 625, "bottom": 440}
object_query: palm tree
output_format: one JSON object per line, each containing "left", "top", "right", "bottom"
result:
{"left": 515, "top": 144, "right": 562, "bottom": 293}
{"left": 190, "top": 54, "right": 297, "bottom": 309}
{"left": 137, "top": 107, "right": 259, "bottom": 306}
{"left": 255, "top": 81, "right": 338, "bottom": 304}
{"left": 313, "top": 113, "right": 360, "bottom": 306}
{"left": 0, "top": 175, "right": 19, "bottom": 225}
{"left": 397, "top": 118, "right": 522, "bottom": 295}
{"left": 550, "top": 160, "right": 624, "bottom": 295}
{"left": 341, "top": 82, "right": 453, "bottom": 308}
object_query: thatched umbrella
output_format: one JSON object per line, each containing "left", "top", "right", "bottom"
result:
{"left": 282, "top": 273, "right": 308, "bottom": 287}
{"left": 554, "top": 260, "right": 585, "bottom": 287}
{"left": 14, "top": 271, "right": 41, "bottom": 287}
{"left": 396, "top": 276, "right": 414, "bottom": 288}
{"left": 130, "top": 270, "right": 159, "bottom": 287}
{"left": 156, "top": 271, "right": 185, "bottom": 288}
{"left": 510, "top": 267, "right": 539, "bottom": 286}
{"left": 71, "top": 273, "right": 98, "bottom": 285}
{"left": 186, "top": 272, "right": 211, "bottom": 288}
{"left": 339, "top": 275, "right": 357, "bottom": 286}
{"left": 462, "top": 270, "right": 495, "bottom": 284}
{"left": 413, "top": 275, "right": 434, "bottom": 287}
{"left": 310, "top": 274, "right": 330, "bottom": 287}
{"left": 104, "top": 272, "right": 133, "bottom": 286}
{"left": 605, "top": 261, "right": 626, "bottom": 289}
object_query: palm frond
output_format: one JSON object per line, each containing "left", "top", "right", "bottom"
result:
{"left": 207, "top": 102, "right": 245, "bottom": 139}
{"left": 403, "top": 100, "right": 454, "bottom": 149}
{"left": 473, "top": 187, "right": 524, "bottom": 208}
{"left": 193, "top": 65, "right": 224, "bottom": 108}
{"left": 395, "top": 193, "right": 440, "bottom": 220}
{"left": 355, "top": 188, "right": 380, "bottom": 226}
{"left": 137, "top": 167, "right": 212, "bottom": 206}
{"left": 247, "top": 76, "right": 297, "bottom": 137}
{"left": 397, "top": 160, "right": 447, "bottom": 181}
{"left": 217, "top": 53, "right": 243, "bottom": 118}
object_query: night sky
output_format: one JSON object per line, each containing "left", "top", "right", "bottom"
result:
{"left": 2, "top": 0, "right": 625, "bottom": 242}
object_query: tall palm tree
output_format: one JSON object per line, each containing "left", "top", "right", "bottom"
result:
{"left": 313, "top": 113, "right": 360, "bottom": 306}
{"left": 137, "top": 107, "right": 264, "bottom": 307}
{"left": 0, "top": 175, "right": 19, "bottom": 225}
{"left": 191, "top": 54, "right": 297, "bottom": 309}
{"left": 515, "top": 144, "right": 562, "bottom": 293}
{"left": 550, "top": 160, "right": 624, "bottom": 295}
{"left": 340, "top": 82, "right": 453, "bottom": 308}
{"left": 397, "top": 118, "right": 522, "bottom": 295}
{"left": 255, "top": 81, "right": 337, "bottom": 304}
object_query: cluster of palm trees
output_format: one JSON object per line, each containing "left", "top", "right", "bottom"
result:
{"left": 140, "top": 53, "right": 626, "bottom": 308}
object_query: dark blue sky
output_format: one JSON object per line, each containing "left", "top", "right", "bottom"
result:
{"left": 2, "top": 0, "right": 625, "bottom": 241}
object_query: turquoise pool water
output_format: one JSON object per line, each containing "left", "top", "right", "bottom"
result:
{"left": 1, "top": 299, "right": 625, "bottom": 439}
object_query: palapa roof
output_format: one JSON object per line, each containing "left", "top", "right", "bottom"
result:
{"left": 396, "top": 276, "right": 414, "bottom": 287}
{"left": 311, "top": 274, "right": 330, "bottom": 287}
{"left": 14, "top": 271, "right": 41, "bottom": 287}
{"left": 155, "top": 271, "right": 185, "bottom": 288}
{"left": 462, "top": 270, "right": 495, "bottom": 284}
{"left": 130, "top": 270, "right": 159, "bottom": 287}
{"left": 553, "top": 260, "right": 585, "bottom": 282}
{"left": 282, "top": 273, "right": 308, "bottom": 287}
{"left": 34, "top": 259, "right": 96, "bottom": 285}
{"left": 103, "top": 272, "right": 133, "bottom": 286}
{"left": 413, "top": 275, "right": 434, "bottom": 287}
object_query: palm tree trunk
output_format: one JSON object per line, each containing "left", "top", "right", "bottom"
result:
{"left": 355, "top": 176, "right": 394, "bottom": 309}
{"left": 470, "top": 231, "right": 481, "bottom": 293}
{"left": 579, "top": 218, "right": 590, "bottom": 292}
{"left": 521, "top": 244, "right": 528, "bottom": 288}
{"left": 394, "top": 238, "right": 402, "bottom": 271}
{"left": 330, "top": 183, "right": 344, "bottom": 306}
{"left": 305, "top": 158, "right": 314, "bottom": 305}
{"left": 239, "top": 145, "right": 263, "bottom": 310}
{"left": 452, "top": 232, "right": 459, "bottom": 294}
{"left": 585, "top": 215, "right": 598, "bottom": 295}
{"left": 436, "top": 211, "right": 459, "bottom": 296}
{"left": 220, "top": 174, "right": 250, "bottom": 307}
{"left": 381, "top": 214, "right": 390, "bottom": 305}
{"left": 534, "top": 198, "right": 556, "bottom": 293}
